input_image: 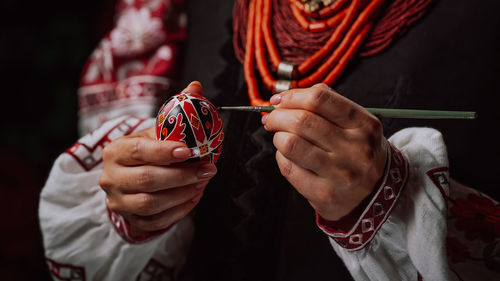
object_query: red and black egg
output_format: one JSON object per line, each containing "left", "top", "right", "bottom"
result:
{"left": 156, "top": 93, "right": 224, "bottom": 163}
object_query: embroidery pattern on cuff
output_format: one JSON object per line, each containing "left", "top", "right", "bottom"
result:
{"left": 107, "top": 208, "right": 169, "bottom": 244}
{"left": 317, "top": 143, "right": 409, "bottom": 251}
{"left": 46, "top": 258, "right": 86, "bottom": 281}
{"left": 65, "top": 116, "right": 146, "bottom": 171}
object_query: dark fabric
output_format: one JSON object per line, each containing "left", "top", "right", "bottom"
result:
{"left": 178, "top": 0, "right": 500, "bottom": 280}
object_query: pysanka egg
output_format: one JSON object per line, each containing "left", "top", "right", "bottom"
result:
{"left": 156, "top": 93, "right": 224, "bottom": 163}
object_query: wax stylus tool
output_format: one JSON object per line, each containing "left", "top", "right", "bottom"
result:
{"left": 217, "top": 106, "right": 477, "bottom": 119}
{"left": 218, "top": 106, "right": 276, "bottom": 113}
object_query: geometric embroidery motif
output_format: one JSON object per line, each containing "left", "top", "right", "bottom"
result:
{"left": 426, "top": 167, "right": 449, "bottom": 200}
{"left": 362, "top": 218, "right": 375, "bottom": 233}
{"left": 436, "top": 173, "right": 448, "bottom": 186}
{"left": 373, "top": 202, "right": 385, "bottom": 217}
{"left": 83, "top": 155, "right": 97, "bottom": 166}
{"left": 316, "top": 143, "right": 409, "bottom": 251}
{"left": 392, "top": 150, "right": 403, "bottom": 165}
{"left": 349, "top": 234, "right": 363, "bottom": 245}
{"left": 46, "top": 258, "right": 86, "bottom": 281}
{"left": 389, "top": 168, "right": 402, "bottom": 183}
{"left": 65, "top": 117, "right": 146, "bottom": 171}
{"left": 384, "top": 185, "right": 395, "bottom": 200}
{"left": 118, "top": 122, "right": 131, "bottom": 133}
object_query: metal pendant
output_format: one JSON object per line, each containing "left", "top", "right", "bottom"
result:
{"left": 302, "top": 0, "right": 335, "bottom": 13}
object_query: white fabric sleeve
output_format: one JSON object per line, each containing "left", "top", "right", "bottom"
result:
{"left": 318, "top": 127, "right": 455, "bottom": 280}
{"left": 39, "top": 116, "right": 194, "bottom": 281}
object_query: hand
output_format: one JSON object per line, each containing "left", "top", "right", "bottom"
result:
{"left": 262, "top": 84, "right": 387, "bottom": 221}
{"left": 99, "top": 82, "right": 217, "bottom": 237}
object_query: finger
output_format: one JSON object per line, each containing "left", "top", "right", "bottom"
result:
{"left": 128, "top": 193, "right": 203, "bottom": 232}
{"left": 134, "top": 127, "right": 157, "bottom": 139}
{"left": 276, "top": 151, "right": 374, "bottom": 221}
{"left": 273, "top": 132, "right": 334, "bottom": 176}
{"left": 275, "top": 84, "right": 372, "bottom": 128}
{"left": 272, "top": 130, "right": 382, "bottom": 184}
{"left": 181, "top": 81, "right": 204, "bottom": 96}
{"left": 275, "top": 151, "right": 328, "bottom": 201}
{"left": 265, "top": 108, "right": 351, "bottom": 152}
{"left": 109, "top": 181, "right": 208, "bottom": 216}
{"left": 109, "top": 162, "right": 217, "bottom": 193}
{"left": 106, "top": 136, "right": 192, "bottom": 166}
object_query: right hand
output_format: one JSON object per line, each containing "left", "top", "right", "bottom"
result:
{"left": 99, "top": 82, "right": 217, "bottom": 237}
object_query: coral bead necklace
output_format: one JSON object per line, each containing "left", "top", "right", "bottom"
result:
{"left": 233, "top": 0, "right": 434, "bottom": 106}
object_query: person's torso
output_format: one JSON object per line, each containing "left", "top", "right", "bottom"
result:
{"left": 178, "top": 0, "right": 500, "bottom": 280}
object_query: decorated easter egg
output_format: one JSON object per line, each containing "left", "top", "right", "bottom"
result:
{"left": 156, "top": 93, "right": 224, "bottom": 163}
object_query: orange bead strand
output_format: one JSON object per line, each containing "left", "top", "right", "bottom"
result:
{"left": 243, "top": 0, "right": 388, "bottom": 105}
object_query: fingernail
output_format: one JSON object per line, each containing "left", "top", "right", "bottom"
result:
{"left": 172, "top": 147, "right": 191, "bottom": 159}
{"left": 261, "top": 113, "right": 269, "bottom": 125}
{"left": 182, "top": 81, "right": 202, "bottom": 93}
{"left": 197, "top": 164, "right": 217, "bottom": 179}
{"left": 189, "top": 81, "right": 202, "bottom": 88}
{"left": 270, "top": 94, "right": 282, "bottom": 105}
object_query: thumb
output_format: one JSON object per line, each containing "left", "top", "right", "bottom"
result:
{"left": 181, "top": 81, "right": 204, "bottom": 96}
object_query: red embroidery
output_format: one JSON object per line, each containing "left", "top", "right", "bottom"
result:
{"left": 450, "top": 193, "right": 500, "bottom": 243}
{"left": 78, "top": 75, "right": 170, "bottom": 113}
{"left": 78, "top": 0, "right": 186, "bottom": 114}
{"left": 107, "top": 208, "right": 169, "bottom": 244}
{"left": 46, "top": 258, "right": 86, "bottom": 281}
{"left": 446, "top": 236, "right": 471, "bottom": 263}
{"left": 65, "top": 117, "right": 146, "bottom": 171}
{"left": 426, "top": 166, "right": 449, "bottom": 201}
{"left": 316, "top": 143, "right": 409, "bottom": 251}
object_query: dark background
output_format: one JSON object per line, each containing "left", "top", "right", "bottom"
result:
{"left": 0, "top": 0, "right": 115, "bottom": 279}
{"left": 1, "top": 0, "right": 499, "bottom": 280}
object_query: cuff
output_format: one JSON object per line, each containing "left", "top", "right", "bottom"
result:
{"left": 107, "top": 208, "right": 169, "bottom": 244}
{"left": 316, "top": 142, "right": 409, "bottom": 251}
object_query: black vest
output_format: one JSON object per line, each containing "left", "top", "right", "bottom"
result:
{"left": 177, "top": 1, "right": 500, "bottom": 280}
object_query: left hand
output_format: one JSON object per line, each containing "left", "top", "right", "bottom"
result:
{"left": 262, "top": 84, "right": 388, "bottom": 221}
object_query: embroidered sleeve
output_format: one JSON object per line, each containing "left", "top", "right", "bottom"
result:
{"left": 443, "top": 179, "right": 500, "bottom": 280}
{"left": 107, "top": 208, "right": 172, "bottom": 244}
{"left": 40, "top": 117, "right": 194, "bottom": 281}
{"left": 321, "top": 127, "right": 455, "bottom": 281}
{"left": 316, "top": 142, "right": 409, "bottom": 251}
{"left": 77, "top": 0, "right": 186, "bottom": 136}
{"left": 39, "top": 1, "right": 194, "bottom": 279}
